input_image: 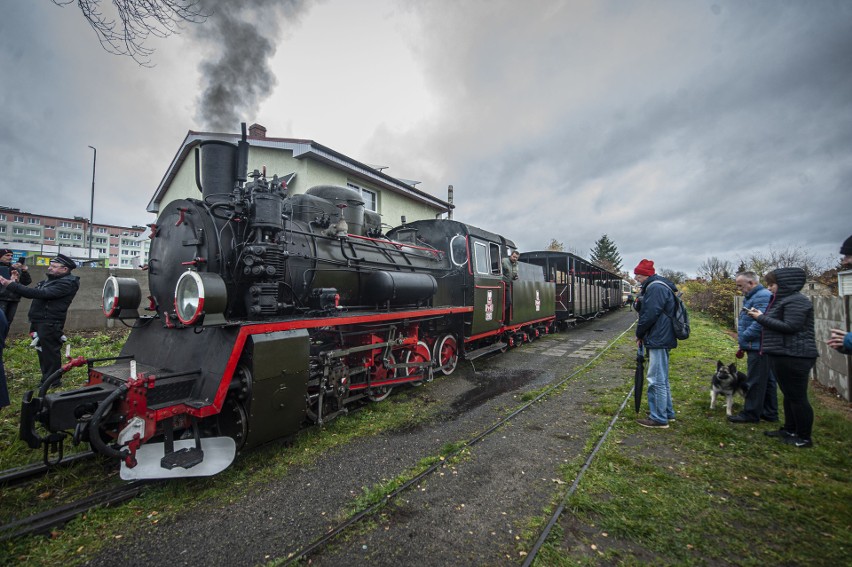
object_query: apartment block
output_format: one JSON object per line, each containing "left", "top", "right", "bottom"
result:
{"left": 0, "top": 206, "right": 150, "bottom": 268}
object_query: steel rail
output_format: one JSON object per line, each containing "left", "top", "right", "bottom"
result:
{"left": 0, "top": 480, "right": 152, "bottom": 542}
{"left": 0, "top": 451, "right": 95, "bottom": 487}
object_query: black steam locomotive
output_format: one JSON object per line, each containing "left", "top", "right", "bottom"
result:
{"left": 19, "top": 129, "right": 620, "bottom": 479}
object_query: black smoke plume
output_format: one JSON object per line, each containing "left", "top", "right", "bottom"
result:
{"left": 194, "top": 1, "right": 311, "bottom": 131}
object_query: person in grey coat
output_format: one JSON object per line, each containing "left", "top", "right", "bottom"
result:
{"left": 745, "top": 267, "right": 818, "bottom": 448}
{"left": 730, "top": 271, "right": 778, "bottom": 423}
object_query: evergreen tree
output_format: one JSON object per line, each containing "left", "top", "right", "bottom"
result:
{"left": 589, "top": 234, "right": 623, "bottom": 271}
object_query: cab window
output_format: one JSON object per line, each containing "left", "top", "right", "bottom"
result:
{"left": 450, "top": 234, "right": 468, "bottom": 267}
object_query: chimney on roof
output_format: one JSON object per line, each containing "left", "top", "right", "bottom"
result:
{"left": 248, "top": 123, "right": 267, "bottom": 138}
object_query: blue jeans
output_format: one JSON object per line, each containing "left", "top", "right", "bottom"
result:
{"left": 647, "top": 348, "right": 674, "bottom": 424}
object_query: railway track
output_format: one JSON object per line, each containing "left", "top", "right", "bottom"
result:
{"left": 0, "top": 481, "right": 152, "bottom": 542}
{"left": 282, "top": 322, "right": 637, "bottom": 565}
{"left": 2, "top": 313, "right": 636, "bottom": 561}
{"left": 0, "top": 451, "right": 95, "bottom": 487}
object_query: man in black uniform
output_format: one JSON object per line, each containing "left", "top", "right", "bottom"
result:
{"left": 0, "top": 254, "right": 79, "bottom": 384}
{"left": 0, "top": 248, "right": 32, "bottom": 325}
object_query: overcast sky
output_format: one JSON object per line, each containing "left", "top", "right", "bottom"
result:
{"left": 1, "top": 0, "right": 850, "bottom": 276}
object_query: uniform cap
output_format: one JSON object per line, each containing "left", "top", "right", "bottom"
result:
{"left": 52, "top": 254, "right": 77, "bottom": 270}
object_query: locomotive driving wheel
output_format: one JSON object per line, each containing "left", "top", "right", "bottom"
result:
{"left": 433, "top": 334, "right": 458, "bottom": 375}
{"left": 405, "top": 340, "right": 433, "bottom": 385}
{"left": 203, "top": 364, "right": 250, "bottom": 450}
{"left": 367, "top": 353, "right": 396, "bottom": 402}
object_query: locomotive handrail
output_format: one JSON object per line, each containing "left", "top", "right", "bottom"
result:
{"left": 346, "top": 233, "right": 443, "bottom": 258}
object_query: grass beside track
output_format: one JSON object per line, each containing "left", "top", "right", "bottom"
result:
{"left": 529, "top": 313, "right": 852, "bottom": 566}
{"left": 1, "top": 314, "right": 850, "bottom": 566}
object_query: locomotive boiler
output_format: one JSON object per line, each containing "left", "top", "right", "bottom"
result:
{"left": 19, "top": 127, "right": 556, "bottom": 479}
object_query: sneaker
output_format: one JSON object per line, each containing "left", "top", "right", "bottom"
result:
{"left": 782, "top": 436, "right": 813, "bottom": 448}
{"left": 763, "top": 429, "right": 794, "bottom": 438}
{"left": 727, "top": 414, "right": 759, "bottom": 424}
{"left": 647, "top": 414, "right": 676, "bottom": 422}
{"left": 637, "top": 418, "right": 669, "bottom": 429}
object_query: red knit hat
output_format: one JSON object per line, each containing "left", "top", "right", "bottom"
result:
{"left": 634, "top": 259, "right": 655, "bottom": 276}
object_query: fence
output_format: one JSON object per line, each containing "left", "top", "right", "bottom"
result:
{"left": 735, "top": 295, "right": 851, "bottom": 401}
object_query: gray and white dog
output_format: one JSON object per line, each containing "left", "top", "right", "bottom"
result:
{"left": 710, "top": 361, "right": 749, "bottom": 416}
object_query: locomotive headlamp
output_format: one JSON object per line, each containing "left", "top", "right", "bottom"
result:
{"left": 174, "top": 271, "right": 228, "bottom": 326}
{"left": 102, "top": 276, "right": 142, "bottom": 318}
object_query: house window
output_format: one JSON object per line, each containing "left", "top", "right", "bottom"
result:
{"left": 59, "top": 232, "right": 72, "bottom": 239}
{"left": 346, "top": 182, "right": 378, "bottom": 212}
{"left": 13, "top": 227, "right": 25, "bottom": 235}
{"left": 45, "top": 235, "right": 54, "bottom": 241}
{"left": 95, "top": 237, "right": 107, "bottom": 244}
{"left": 96, "top": 227, "right": 109, "bottom": 234}
{"left": 26, "top": 228, "right": 40, "bottom": 236}
{"left": 0, "top": 214, "right": 5, "bottom": 221}
{"left": 60, "top": 221, "right": 73, "bottom": 228}
{"left": 14, "top": 215, "right": 25, "bottom": 223}
{"left": 73, "top": 234, "right": 82, "bottom": 240}
{"left": 28, "top": 218, "right": 40, "bottom": 225}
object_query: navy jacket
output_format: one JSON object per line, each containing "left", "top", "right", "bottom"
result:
{"left": 7, "top": 273, "right": 80, "bottom": 324}
{"left": 756, "top": 268, "right": 818, "bottom": 359}
{"left": 635, "top": 274, "right": 678, "bottom": 349}
{"left": 738, "top": 284, "right": 771, "bottom": 351}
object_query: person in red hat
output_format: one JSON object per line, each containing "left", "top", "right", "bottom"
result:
{"left": 0, "top": 254, "right": 79, "bottom": 385}
{"left": 0, "top": 248, "right": 32, "bottom": 326}
{"left": 633, "top": 258, "right": 680, "bottom": 428}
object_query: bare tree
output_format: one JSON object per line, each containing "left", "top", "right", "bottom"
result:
{"left": 545, "top": 238, "right": 564, "bottom": 252}
{"left": 658, "top": 268, "right": 688, "bottom": 284}
{"left": 53, "top": 0, "right": 206, "bottom": 65}
{"left": 738, "top": 245, "right": 832, "bottom": 278}
{"left": 697, "top": 257, "right": 733, "bottom": 281}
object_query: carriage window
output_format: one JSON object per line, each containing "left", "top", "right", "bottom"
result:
{"left": 490, "top": 244, "right": 501, "bottom": 274}
{"left": 473, "top": 241, "right": 490, "bottom": 274}
{"left": 450, "top": 235, "right": 468, "bottom": 267}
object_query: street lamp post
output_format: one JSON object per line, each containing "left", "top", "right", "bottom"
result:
{"left": 88, "top": 145, "right": 96, "bottom": 262}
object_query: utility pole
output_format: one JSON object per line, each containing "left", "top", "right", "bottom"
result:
{"left": 88, "top": 145, "right": 96, "bottom": 262}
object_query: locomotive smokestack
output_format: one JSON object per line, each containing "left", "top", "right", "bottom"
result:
{"left": 447, "top": 185, "right": 454, "bottom": 219}
{"left": 236, "top": 122, "right": 249, "bottom": 184}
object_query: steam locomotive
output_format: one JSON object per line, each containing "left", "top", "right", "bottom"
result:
{"left": 19, "top": 129, "right": 621, "bottom": 480}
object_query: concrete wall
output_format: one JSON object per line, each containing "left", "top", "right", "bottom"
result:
{"left": 812, "top": 295, "right": 851, "bottom": 401}
{"left": 7, "top": 266, "right": 149, "bottom": 336}
{"left": 734, "top": 295, "right": 851, "bottom": 401}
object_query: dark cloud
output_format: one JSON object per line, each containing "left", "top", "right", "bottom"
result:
{"left": 364, "top": 0, "right": 852, "bottom": 274}
{"left": 2, "top": 1, "right": 850, "bottom": 275}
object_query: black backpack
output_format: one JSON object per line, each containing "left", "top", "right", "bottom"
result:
{"left": 649, "top": 281, "right": 691, "bottom": 340}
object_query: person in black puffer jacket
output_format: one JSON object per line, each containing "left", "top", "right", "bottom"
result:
{"left": 744, "top": 267, "right": 818, "bottom": 448}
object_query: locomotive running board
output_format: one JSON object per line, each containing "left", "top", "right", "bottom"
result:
{"left": 464, "top": 341, "right": 508, "bottom": 361}
{"left": 120, "top": 437, "right": 236, "bottom": 480}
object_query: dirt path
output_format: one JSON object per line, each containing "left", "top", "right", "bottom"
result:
{"left": 84, "top": 309, "right": 638, "bottom": 566}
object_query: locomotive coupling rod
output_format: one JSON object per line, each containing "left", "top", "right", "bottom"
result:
{"left": 323, "top": 338, "right": 405, "bottom": 360}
